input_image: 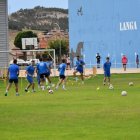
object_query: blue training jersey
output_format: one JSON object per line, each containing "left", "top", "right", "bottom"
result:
{"left": 26, "top": 65, "right": 35, "bottom": 76}
{"left": 58, "top": 63, "right": 67, "bottom": 75}
{"left": 103, "top": 62, "right": 111, "bottom": 72}
{"left": 37, "top": 62, "right": 48, "bottom": 74}
{"left": 8, "top": 64, "right": 19, "bottom": 79}
{"left": 45, "top": 61, "right": 52, "bottom": 72}
{"left": 76, "top": 59, "right": 85, "bottom": 70}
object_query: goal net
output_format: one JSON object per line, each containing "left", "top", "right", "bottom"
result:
{"left": 0, "top": 49, "right": 56, "bottom": 77}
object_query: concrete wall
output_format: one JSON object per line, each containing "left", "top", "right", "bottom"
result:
{"left": 0, "top": 0, "right": 9, "bottom": 67}
{"left": 69, "top": 0, "right": 140, "bottom": 68}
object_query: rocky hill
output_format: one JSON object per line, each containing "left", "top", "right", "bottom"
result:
{"left": 8, "top": 6, "right": 68, "bottom": 32}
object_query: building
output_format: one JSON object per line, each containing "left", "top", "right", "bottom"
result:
{"left": 69, "top": 0, "right": 140, "bottom": 68}
{"left": 38, "top": 29, "right": 69, "bottom": 49}
{"left": 39, "top": 37, "right": 47, "bottom": 49}
{"left": 0, "top": 0, "right": 9, "bottom": 67}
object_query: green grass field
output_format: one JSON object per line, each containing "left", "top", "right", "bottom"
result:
{"left": 0, "top": 74, "right": 140, "bottom": 140}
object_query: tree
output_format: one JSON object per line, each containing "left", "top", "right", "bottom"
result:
{"left": 48, "top": 39, "right": 69, "bottom": 58}
{"left": 14, "top": 31, "right": 37, "bottom": 49}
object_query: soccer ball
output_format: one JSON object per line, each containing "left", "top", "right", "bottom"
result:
{"left": 46, "top": 86, "right": 51, "bottom": 90}
{"left": 48, "top": 89, "right": 53, "bottom": 94}
{"left": 129, "top": 82, "right": 133, "bottom": 86}
{"left": 109, "top": 84, "right": 114, "bottom": 90}
{"left": 96, "top": 87, "right": 100, "bottom": 90}
{"left": 121, "top": 91, "right": 127, "bottom": 96}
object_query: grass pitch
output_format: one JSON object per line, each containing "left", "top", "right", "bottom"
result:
{"left": 0, "top": 74, "right": 140, "bottom": 140}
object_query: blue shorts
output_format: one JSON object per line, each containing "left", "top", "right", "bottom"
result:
{"left": 60, "top": 75, "right": 66, "bottom": 79}
{"left": 9, "top": 79, "right": 18, "bottom": 84}
{"left": 40, "top": 72, "right": 50, "bottom": 79}
{"left": 27, "top": 76, "right": 34, "bottom": 83}
{"left": 104, "top": 72, "right": 111, "bottom": 77}
{"left": 46, "top": 71, "right": 50, "bottom": 76}
{"left": 76, "top": 68, "right": 83, "bottom": 73}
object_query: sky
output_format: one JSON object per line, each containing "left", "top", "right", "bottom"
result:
{"left": 8, "top": 0, "right": 68, "bottom": 14}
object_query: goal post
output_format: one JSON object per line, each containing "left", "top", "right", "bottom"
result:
{"left": 20, "top": 49, "right": 56, "bottom": 76}
{"left": 0, "top": 49, "right": 56, "bottom": 76}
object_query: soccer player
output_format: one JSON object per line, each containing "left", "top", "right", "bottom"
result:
{"left": 44, "top": 57, "right": 52, "bottom": 86}
{"left": 36, "top": 58, "right": 51, "bottom": 90}
{"left": 56, "top": 59, "right": 67, "bottom": 90}
{"left": 5, "top": 59, "right": 19, "bottom": 96}
{"left": 103, "top": 57, "right": 111, "bottom": 85}
{"left": 36, "top": 60, "right": 41, "bottom": 88}
{"left": 25, "top": 60, "right": 36, "bottom": 92}
{"left": 73, "top": 55, "right": 85, "bottom": 84}
{"left": 36, "top": 69, "right": 40, "bottom": 88}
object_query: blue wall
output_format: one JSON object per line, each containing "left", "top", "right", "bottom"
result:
{"left": 69, "top": 0, "right": 140, "bottom": 67}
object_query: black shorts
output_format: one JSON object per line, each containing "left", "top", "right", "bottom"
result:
{"left": 9, "top": 79, "right": 18, "bottom": 84}
{"left": 60, "top": 75, "right": 66, "bottom": 79}
{"left": 40, "top": 73, "right": 49, "bottom": 79}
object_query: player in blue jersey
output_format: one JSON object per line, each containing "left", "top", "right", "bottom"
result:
{"left": 44, "top": 57, "right": 52, "bottom": 86}
{"left": 36, "top": 68, "right": 40, "bottom": 88}
{"left": 36, "top": 60, "right": 41, "bottom": 88}
{"left": 73, "top": 55, "right": 85, "bottom": 84}
{"left": 36, "top": 58, "right": 51, "bottom": 90}
{"left": 25, "top": 60, "right": 35, "bottom": 92}
{"left": 103, "top": 57, "right": 111, "bottom": 85}
{"left": 56, "top": 59, "right": 67, "bottom": 90}
{"left": 5, "top": 59, "right": 20, "bottom": 96}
